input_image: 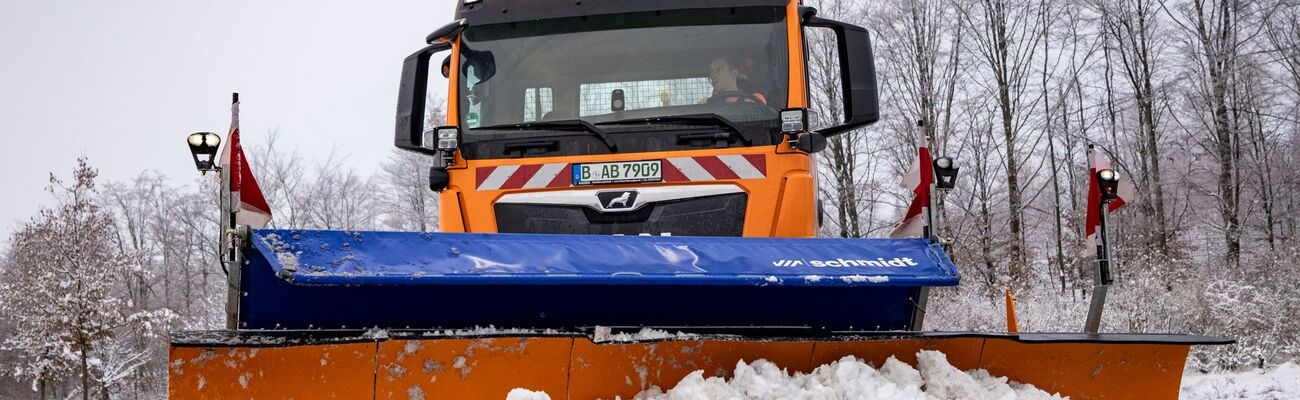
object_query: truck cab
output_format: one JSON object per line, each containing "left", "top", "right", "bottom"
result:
{"left": 394, "top": 0, "right": 879, "bottom": 238}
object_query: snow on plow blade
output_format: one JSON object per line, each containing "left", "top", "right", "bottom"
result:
{"left": 168, "top": 330, "right": 1230, "bottom": 399}
{"left": 236, "top": 229, "right": 960, "bottom": 331}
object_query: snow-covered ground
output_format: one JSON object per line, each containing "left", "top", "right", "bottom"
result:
{"left": 1179, "top": 362, "right": 1300, "bottom": 400}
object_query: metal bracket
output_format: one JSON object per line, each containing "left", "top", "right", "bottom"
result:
{"left": 910, "top": 287, "right": 930, "bottom": 331}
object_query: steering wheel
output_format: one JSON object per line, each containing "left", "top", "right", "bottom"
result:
{"left": 706, "top": 91, "right": 766, "bottom": 105}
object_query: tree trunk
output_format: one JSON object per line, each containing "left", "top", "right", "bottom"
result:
{"left": 80, "top": 347, "right": 89, "bottom": 400}
{"left": 999, "top": 81, "right": 1025, "bottom": 281}
{"left": 1194, "top": 0, "right": 1241, "bottom": 267}
{"left": 1042, "top": 0, "right": 1065, "bottom": 291}
{"left": 1049, "top": 106, "right": 1067, "bottom": 292}
{"left": 1135, "top": 0, "right": 1169, "bottom": 253}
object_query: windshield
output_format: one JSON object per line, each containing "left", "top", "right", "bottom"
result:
{"left": 457, "top": 7, "right": 789, "bottom": 136}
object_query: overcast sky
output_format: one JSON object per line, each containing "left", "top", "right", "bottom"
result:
{"left": 0, "top": 0, "right": 457, "bottom": 236}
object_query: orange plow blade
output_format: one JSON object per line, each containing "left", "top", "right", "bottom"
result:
{"left": 169, "top": 331, "right": 1228, "bottom": 399}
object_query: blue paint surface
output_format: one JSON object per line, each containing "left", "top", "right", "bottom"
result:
{"left": 239, "top": 230, "right": 960, "bottom": 330}
{"left": 250, "top": 230, "right": 960, "bottom": 287}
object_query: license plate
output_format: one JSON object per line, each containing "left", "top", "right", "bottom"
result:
{"left": 573, "top": 160, "right": 663, "bottom": 185}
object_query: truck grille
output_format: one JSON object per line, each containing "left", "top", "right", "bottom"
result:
{"left": 495, "top": 192, "right": 746, "bottom": 236}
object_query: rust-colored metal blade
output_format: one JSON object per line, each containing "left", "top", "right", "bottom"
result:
{"left": 169, "top": 332, "right": 1222, "bottom": 399}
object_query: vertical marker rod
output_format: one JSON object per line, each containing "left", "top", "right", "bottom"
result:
{"left": 223, "top": 92, "right": 241, "bottom": 330}
{"left": 1084, "top": 197, "right": 1113, "bottom": 333}
{"left": 926, "top": 181, "right": 937, "bottom": 243}
{"left": 914, "top": 120, "right": 935, "bottom": 330}
{"left": 222, "top": 165, "right": 239, "bottom": 329}
{"left": 919, "top": 120, "right": 937, "bottom": 244}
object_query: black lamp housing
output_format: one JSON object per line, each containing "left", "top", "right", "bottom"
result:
{"left": 429, "top": 166, "right": 451, "bottom": 192}
{"left": 1097, "top": 169, "right": 1120, "bottom": 202}
{"left": 933, "top": 157, "right": 959, "bottom": 190}
{"left": 187, "top": 132, "right": 222, "bottom": 172}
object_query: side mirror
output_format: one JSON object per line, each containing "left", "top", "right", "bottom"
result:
{"left": 395, "top": 41, "right": 453, "bottom": 155}
{"left": 796, "top": 132, "right": 826, "bottom": 153}
{"left": 441, "top": 55, "right": 452, "bottom": 78}
{"left": 802, "top": 8, "right": 880, "bottom": 137}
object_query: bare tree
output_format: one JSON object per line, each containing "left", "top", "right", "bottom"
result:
{"left": 960, "top": 0, "right": 1046, "bottom": 283}
{"left": 379, "top": 150, "right": 440, "bottom": 232}
{"left": 248, "top": 130, "right": 309, "bottom": 228}
{"left": 873, "top": 0, "right": 969, "bottom": 244}
{"left": 1097, "top": 0, "right": 1174, "bottom": 253}
{"left": 1167, "top": 0, "right": 1260, "bottom": 267}
{"left": 377, "top": 95, "right": 447, "bottom": 232}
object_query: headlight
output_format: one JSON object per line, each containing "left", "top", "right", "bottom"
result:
{"left": 1098, "top": 169, "right": 1118, "bottom": 182}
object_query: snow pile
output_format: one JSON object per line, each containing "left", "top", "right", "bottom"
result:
{"left": 421, "top": 325, "right": 563, "bottom": 337}
{"left": 507, "top": 351, "right": 1065, "bottom": 400}
{"left": 506, "top": 388, "right": 552, "bottom": 400}
{"left": 593, "top": 327, "right": 696, "bottom": 343}
{"left": 630, "top": 351, "right": 1064, "bottom": 400}
{"left": 1180, "top": 362, "right": 1300, "bottom": 400}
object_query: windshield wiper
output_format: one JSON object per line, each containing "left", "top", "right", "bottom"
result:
{"left": 599, "top": 114, "right": 753, "bottom": 146}
{"left": 473, "top": 119, "right": 617, "bottom": 151}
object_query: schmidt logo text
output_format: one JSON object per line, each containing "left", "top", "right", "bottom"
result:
{"left": 771, "top": 257, "right": 919, "bottom": 268}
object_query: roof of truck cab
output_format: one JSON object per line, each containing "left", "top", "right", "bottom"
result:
{"left": 454, "top": 0, "right": 790, "bottom": 26}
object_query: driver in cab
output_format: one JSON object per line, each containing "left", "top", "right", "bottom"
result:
{"left": 705, "top": 56, "right": 767, "bottom": 105}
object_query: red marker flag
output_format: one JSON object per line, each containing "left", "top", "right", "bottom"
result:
{"left": 218, "top": 94, "right": 273, "bottom": 228}
{"left": 889, "top": 124, "right": 933, "bottom": 238}
{"left": 1083, "top": 145, "right": 1134, "bottom": 256}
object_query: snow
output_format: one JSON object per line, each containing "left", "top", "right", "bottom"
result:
{"left": 422, "top": 325, "right": 562, "bottom": 337}
{"left": 408, "top": 384, "right": 427, "bottom": 400}
{"left": 275, "top": 251, "right": 300, "bottom": 271}
{"left": 264, "top": 232, "right": 302, "bottom": 277}
{"left": 841, "top": 274, "right": 890, "bottom": 283}
{"left": 593, "top": 327, "right": 696, "bottom": 343}
{"left": 507, "top": 351, "right": 1066, "bottom": 400}
{"left": 1180, "top": 362, "right": 1300, "bottom": 399}
{"left": 452, "top": 356, "right": 472, "bottom": 379}
{"left": 914, "top": 351, "right": 1060, "bottom": 399}
{"left": 507, "top": 388, "right": 553, "bottom": 400}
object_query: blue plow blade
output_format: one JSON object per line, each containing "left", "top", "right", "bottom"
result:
{"left": 238, "top": 230, "right": 960, "bottom": 331}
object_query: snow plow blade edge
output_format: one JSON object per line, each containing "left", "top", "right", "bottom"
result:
{"left": 168, "top": 331, "right": 1230, "bottom": 399}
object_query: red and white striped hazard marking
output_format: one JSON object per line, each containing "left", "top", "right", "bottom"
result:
{"left": 476, "top": 155, "right": 767, "bottom": 190}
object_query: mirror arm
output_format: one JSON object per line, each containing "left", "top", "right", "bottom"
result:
{"left": 426, "top": 19, "right": 467, "bottom": 44}
{"left": 797, "top": 6, "right": 819, "bottom": 22}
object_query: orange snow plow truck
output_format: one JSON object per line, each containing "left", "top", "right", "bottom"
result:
{"left": 168, "top": 0, "right": 1229, "bottom": 398}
